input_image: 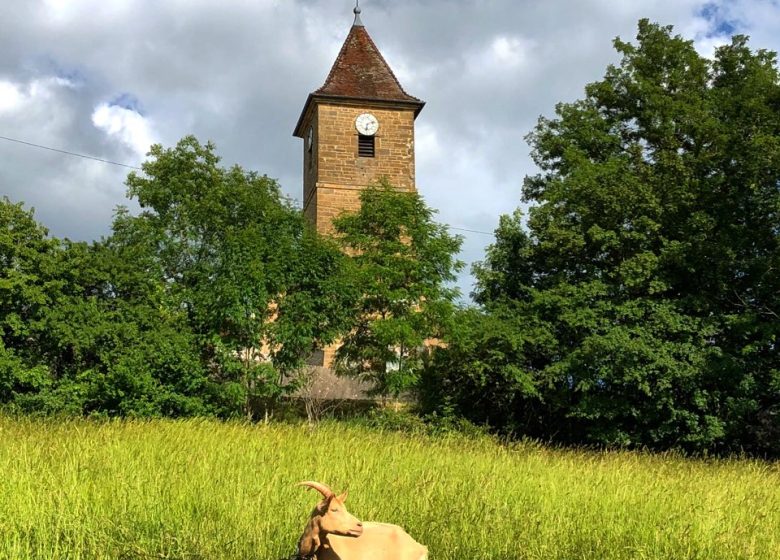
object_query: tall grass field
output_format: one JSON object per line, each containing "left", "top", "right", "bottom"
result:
{"left": 0, "top": 416, "right": 778, "bottom": 559}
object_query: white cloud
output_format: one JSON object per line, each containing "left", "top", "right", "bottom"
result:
{"left": 415, "top": 123, "right": 442, "bottom": 167}
{"left": 0, "top": 77, "right": 82, "bottom": 144}
{"left": 41, "top": 0, "right": 134, "bottom": 24}
{"left": 0, "top": 74, "right": 131, "bottom": 239}
{"left": 465, "top": 34, "right": 535, "bottom": 78}
{"left": 490, "top": 35, "right": 534, "bottom": 68}
{"left": 0, "top": 76, "right": 77, "bottom": 114}
{"left": 0, "top": 81, "right": 22, "bottom": 112}
{"left": 3, "top": 0, "right": 780, "bottom": 296}
{"left": 92, "top": 103, "right": 155, "bottom": 158}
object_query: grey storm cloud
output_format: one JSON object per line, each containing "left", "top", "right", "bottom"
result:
{"left": 1, "top": 0, "right": 778, "bottom": 298}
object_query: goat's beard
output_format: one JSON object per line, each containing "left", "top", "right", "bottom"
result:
{"left": 299, "top": 517, "right": 321, "bottom": 557}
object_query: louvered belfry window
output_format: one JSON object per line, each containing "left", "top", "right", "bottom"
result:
{"left": 358, "top": 134, "right": 375, "bottom": 157}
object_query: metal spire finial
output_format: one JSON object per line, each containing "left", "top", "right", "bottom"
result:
{"left": 353, "top": 0, "right": 364, "bottom": 26}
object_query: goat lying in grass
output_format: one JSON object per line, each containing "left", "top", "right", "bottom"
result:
{"left": 298, "top": 481, "right": 428, "bottom": 560}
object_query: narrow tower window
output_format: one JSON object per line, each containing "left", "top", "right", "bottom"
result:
{"left": 307, "top": 126, "right": 314, "bottom": 169}
{"left": 358, "top": 134, "right": 375, "bottom": 157}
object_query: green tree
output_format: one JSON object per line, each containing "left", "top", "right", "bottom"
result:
{"left": 432, "top": 20, "right": 780, "bottom": 454}
{"left": 332, "top": 181, "right": 463, "bottom": 397}
{"left": 0, "top": 198, "right": 57, "bottom": 404}
{"left": 0, "top": 193, "right": 220, "bottom": 416}
{"left": 29, "top": 238, "right": 215, "bottom": 417}
{"left": 419, "top": 304, "right": 554, "bottom": 434}
{"left": 1, "top": 138, "right": 355, "bottom": 418}
{"left": 116, "top": 136, "right": 353, "bottom": 413}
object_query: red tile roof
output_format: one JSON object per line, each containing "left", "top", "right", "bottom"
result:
{"left": 316, "top": 24, "right": 422, "bottom": 105}
{"left": 293, "top": 22, "right": 424, "bottom": 137}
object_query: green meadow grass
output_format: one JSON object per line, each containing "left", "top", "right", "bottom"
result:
{"left": 0, "top": 416, "right": 778, "bottom": 559}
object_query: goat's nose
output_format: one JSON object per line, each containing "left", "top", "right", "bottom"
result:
{"left": 357, "top": 522, "right": 363, "bottom": 527}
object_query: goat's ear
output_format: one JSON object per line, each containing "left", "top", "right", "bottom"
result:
{"left": 299, "top": 515, "right": 321, "bottom": 557}
{"left": 337, "top": 490, "right": 348, "bottom": 503}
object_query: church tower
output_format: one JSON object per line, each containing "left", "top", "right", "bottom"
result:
{"left": 293, "top": 5, "right": 425, "bottom": 234}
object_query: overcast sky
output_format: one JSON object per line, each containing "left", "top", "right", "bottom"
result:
{"left": 1, "top": 0, "right": 779, "bottom": 298}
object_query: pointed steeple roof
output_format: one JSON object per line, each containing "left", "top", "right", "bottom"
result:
{"left": 315, "top": 24, "right": 421, "bottom": 104}
{"left": 294, "top": 17, "right": 424, "bottom": 137}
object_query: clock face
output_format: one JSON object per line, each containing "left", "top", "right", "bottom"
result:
{"left": 307, "top": 126, "right": 314, "bottom": 148}
{"left": 355, "top": 113, "right": 379, "bottom": 136}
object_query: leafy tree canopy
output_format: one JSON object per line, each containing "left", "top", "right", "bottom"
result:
{"left": 333, "top": 180, "right": 463, "bottom": 397}
{"left": 0, "top": 198, "right": 57, "bottom": 405}
{"left": 1, "top": 137, "right": 355, "bottom": 418}
{"left": 116, "top": 136, "right": 355, "bottom": 410}
{"left": 432, "top": 20, "right": 780, "bottom": 454}
{"left": 0, "top": 196, "right": 213, "bottom": 417}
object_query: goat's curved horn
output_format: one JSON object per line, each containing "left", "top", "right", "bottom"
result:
{"left": 298, "top": 481, "right": 335, "bottom": 499}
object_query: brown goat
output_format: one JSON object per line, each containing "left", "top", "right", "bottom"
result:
{"left": 298, "top": 481, "right": 428, "bottom": 560}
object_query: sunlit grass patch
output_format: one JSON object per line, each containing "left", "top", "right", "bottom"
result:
{"left": 0, "top": 416, "right": 777, "bottom": 559}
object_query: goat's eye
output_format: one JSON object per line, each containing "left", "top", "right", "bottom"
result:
{"left": 331, "top": 508, "right": 339, "bottom": 512}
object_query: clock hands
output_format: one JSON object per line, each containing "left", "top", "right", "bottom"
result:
{"left": 356, "top": 113, "right": 378, "bottom": 136}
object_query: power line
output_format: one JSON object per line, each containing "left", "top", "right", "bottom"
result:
{"left": 0, "top": 134, "right": 142, "bottom": 170}
{"left": 448, "top": 226, "right": 494, "bottom": 237}
{"left": 0, "top": 133, "right": 496, "bottom": 238}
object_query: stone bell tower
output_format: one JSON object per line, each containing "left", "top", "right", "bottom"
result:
{"left": 293, "top": 4, "right": 425, "bottom": 234}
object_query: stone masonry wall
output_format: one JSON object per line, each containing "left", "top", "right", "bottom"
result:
{"left": 302, "top": 102, "right": 417, "bottom": 235}
{"left": 317, "top": 103, "right": 416, "bottom": 191}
